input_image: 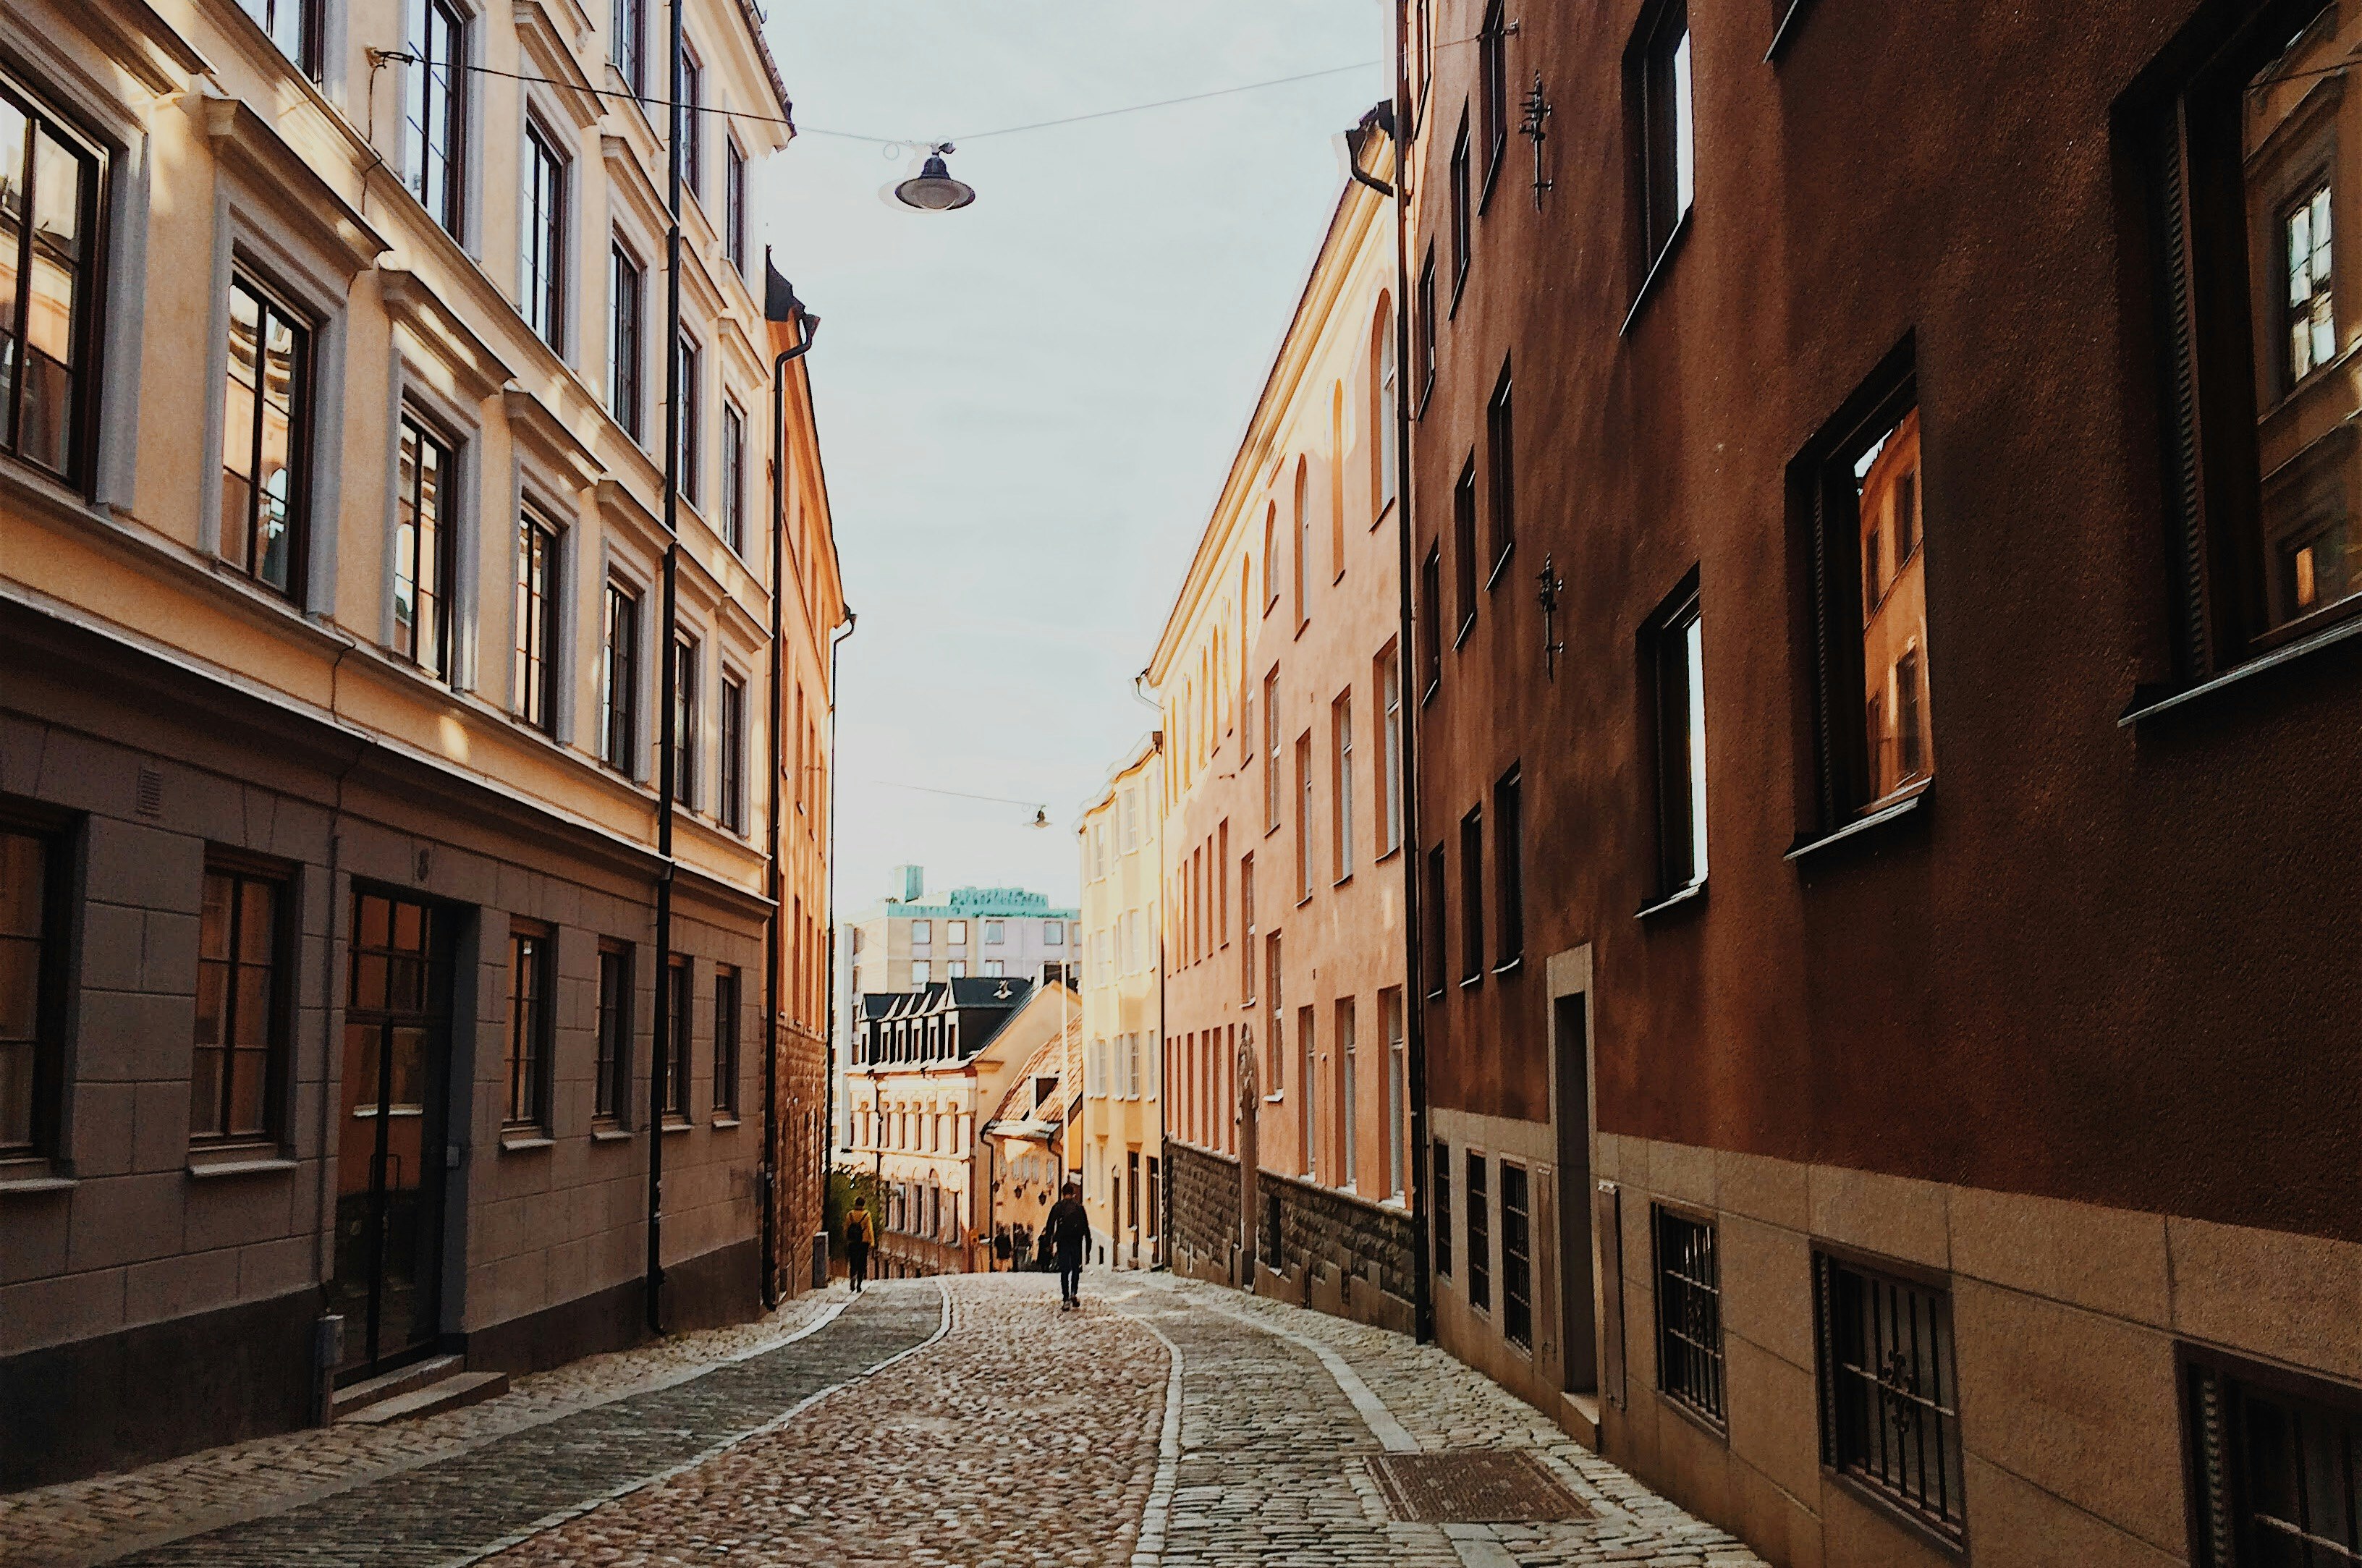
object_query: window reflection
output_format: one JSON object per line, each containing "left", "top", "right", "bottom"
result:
{"left": 1856, "top": 409, "right": 1930, "bottom": 804}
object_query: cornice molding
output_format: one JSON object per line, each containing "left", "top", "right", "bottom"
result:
{"left": 200, "top": 94, "right": 389, "bottom": 279}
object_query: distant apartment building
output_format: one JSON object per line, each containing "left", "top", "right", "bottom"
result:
{"left": 0, "top": 0, "right": 843, "bottom": 1489}
{"left": 831, "top": 869, "right": 1077, "bottom": 1157}
{"left": 1076, "top": 737, "right": 1164, "bottom": 1268}
{"left": 842, "top": 978, "right": 1075, "bottom": 1275}
{"left": 1149, "top": 106, "right": 1414, "bottom": 1332}
{"left": 1399, "top": 1, "right": 2362, "bottom": 1565}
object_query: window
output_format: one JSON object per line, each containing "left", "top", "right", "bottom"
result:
{"left": 1338, "top": 998, "right": 1357, "bottom": 1188}
{"left": 1384, "top": 991, "right": 1405, "bottom": 1200}
{"left": 1378, "top": 647, "right": 1403, "bottom": 855}
{"left": 1265, "top": 931, "right": 1283, "bottom": 1090}
{"left": 1486, "top": 361, "right": 1514, "bottom": 576}
{"left": 613, "top": 0, "right": 644, "bottom": 98}
{"left": 2138, "top": 6, "right": 2362, "bottom": 673}
{"left": 1420, "top": 547, "right": 1444, "bottom": 700}
{"left": 672, "top": 634, "right": 698, "bottom": 803}
{"left": 1459, "top": 806, "right": 1484, "bottom": 985}
{"left": 1262, "top": 669, "right": 1281, "bottom": 829}
{"left": 1655, "top": 1206, "right": 1724, "bottom": 1425}
{"left": 675, "top": 331, "right": 700, "bottom": 503}
{"left": 716, "top": 399, "right": 748, "bottom": 554}
{"left": 661, "top": 953, "right": 690, "bottom": 1121}
{"left": 983, "top": 920, "right": 1004, "bottom": 944}
{"left": 910, "top": 920, "right": 931, "bottom": 944}
{"left": 1465, "top": 1150, "right": 1490, "bottom": 1311}
{"left": 1294, "top": 732, "right": 1313, "bottom": 901}
{"left": 1044, "top": 920, "right": 1064, "bottom": 945}
{"left": 190, "top": 864, "right": 287, "bottom": 1143}
{"left": 682, "top": 46, "right": 703, "bottom": 198}
{"left": 1449, "top": 111, "right": 1472, "bottom": 301}
{"left": 1632, "top": 0, "right": 1695, "bottom": 276}
{"left": 221, "top": 275, "right": 311, "bottom": 597}
{"left": 1479, "top": 0, "right": 1509, "bottom": 192}
{"left": 1416, "top": 245, "right": 1438, "bottom": 409}
{"left": 1330, "top": 381, "right": 1347, "bottom": 579}
{"left": 1262, "top": 502, "right": 1279, "bottom": 614}
{"left": 0, "top": 79, "right": 103, "bottom": 481}
{"left": 0, "top": 820, "right": 59, "bottom": 1156}
{"left": 1332, "top": 692, "right": 1354, "bottom": 881}
{"left": 1494, "top": 767, "right": 1523, "bottom": 965}
{"left": 1127, "top": 1032, "right": 1143, "bottom": 1097}
{"left": 1453, "top": 458, "right": 1478, "bottom": 640}
{"left": 1501, "top": 1161, "right": 1531, "bottom": 1349}
{"left": 983, "top": 959, "right": 1004, "bottom": 978}
{"left": 523, "top": 119, "right": 566, "bottom": 351}
{"left": 1293, "top": 457, "right": 1311, "bottom": 627}
{"left": 393, "top": 415, "right": 457, "bottom": 681}
{"left": 1423, "top": 842, "right": 1447, "bottom": 999}
{"left": 1240, "top": 853, "right": 1256, "bottom": 1001}
{"left": 403, "top": 0, "right": 467, "bottom": 237}
{"left": 2186, "top": 1355, "right": 2362, "bottom": 1567}
{"left": 595, "top": 941, "right": 632, "bottom": 1122}
{"left": 1814, "top": 1253, "right": 1964, "bottom": 1541}
{"left": 719, "top": 673, "right": 745, "bottom": 831}
{"left": 1296, "top": 1004, "right": 1314, "bottom": 1174}
{"left": 1432, "top": 1137, "right": 1453, "bottom": 1276}
{"left": 609, "top": 245, "right": 643, "bottom": 439}
{"left": 713, "top": 965, "right": 740, "bottom": 1115}
{"left": 506, "top": 924, "right": 552, "bottom": 1129}
{"left": 600, "top": 578, "right": 640, "bottom": 772}
{"left": 724, "top": 140, "right": 748, "bottom": 275}
{"left": 1372, "top": 297, "right": 1398, "bottom": 520}
{"left": 1647, "top": 578, "right": 1708, "bottom": 894}
{"left": 911, "top": 959, "right": 930, "bottom": 985}
{"left": 239, "top": 0, "right": 322, "bottom": 76}
{"left": 947, "top": 919, "right": 968, "bottom": 945}
{"left": 515, "top": 516, "right": 559, "bottom": 732}
{"left": 1796, "top": 362, "right": 1932, "bottom": 831}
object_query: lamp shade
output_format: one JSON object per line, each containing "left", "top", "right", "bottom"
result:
{"left": 895, "top": 150, "right": 975, "bottom": 211}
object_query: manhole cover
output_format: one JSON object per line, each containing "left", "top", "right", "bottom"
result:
{"left": 1367, "top": 1451, "right": 1592, "bottom": 1524}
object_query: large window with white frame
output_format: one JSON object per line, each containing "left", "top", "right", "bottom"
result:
{"left": 221, "top": 274, "right": 313, "bottom": 598}
{"left": 725, "top": 139, "right": 748, "bottom": 275}
{"left": 393, "top": 413, "right": 457, "bottom": 681}
{"left": 672, "top": 632, "right": 699, "bottom": 805}
{"left": 609, "top": 242, "right": 643, "bottom": 439}
{"left": 600, "top": 577, "right": 640, "bottom": 773}
{"left": 611, "top": 0, "right": 644, "bottom": 98}
{"left": 721, "top": 399, "right": 746, "bottom": 553}
{"left": 403, "top": 0, "right": 467, "bottom": 237}
{"left": 719, "top": 671, "right": 745, "bottom": 832}
{"left": 522, "top": 119, "right": 567, "bottom": 352}
{"left": 514, "top": 510, "right": 559, "bottom": 732}
{"left": 675, "top": 331, "right": 701, "bottom": 501}
{"left": 239, "top": 0, "right": 323, "bottom": 78}
{"left": 0, "top": 79, "right": 104, "bottom": 486}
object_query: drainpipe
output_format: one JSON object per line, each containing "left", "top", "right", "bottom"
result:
{"left": 1129, "top": 676, "right": 1168, "bottom": 1270}
{"left": 1381, "top": 7, "right": 1434, "bottom": 1346}
{"left": 820, "top": 604, "right": 855, "bottom": 1274}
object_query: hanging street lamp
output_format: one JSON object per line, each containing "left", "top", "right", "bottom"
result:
{"left": 895, "top": 143, "right": 976, "bottom": 211}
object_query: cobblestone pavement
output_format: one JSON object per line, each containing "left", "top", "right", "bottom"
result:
{"left": 4, "top": 1271, "right": 1764, "bottom": 1568}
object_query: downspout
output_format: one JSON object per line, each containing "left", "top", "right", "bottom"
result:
{"left": 1130, "top": 676, "right": 1168, "bottom": 1270}
{"left": 820, "top": 606, "right": 855, "bottom": 1268}
{"left": 1384, "top": 7, "right": 1434, "bottom": 1346}
{"left": 646, "top": 0, "right": 685, "bottom": 1338}
{"left": 761, "top": 258, "right": 821, "bottom": 1308}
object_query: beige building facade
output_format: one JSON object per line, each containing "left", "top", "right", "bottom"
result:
{"left": 1149, "top": 109, "right": 1415, "bottom": 1332}
{"left": 0, "top": 0, "right": 842, "bottom": 1489}
{"left": 1075, "top": 735, "right": 1161, "bottom": 1268}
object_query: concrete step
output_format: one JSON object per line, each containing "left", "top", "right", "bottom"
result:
{"left": 331, "top": 1355, "right": 464, "bottom": 1422}
{"left": 338, "top": 1369, "right": 510, "bottom": 1426}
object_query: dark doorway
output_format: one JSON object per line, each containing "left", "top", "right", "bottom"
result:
{"left": 1554, "top": 993, "right": 1598, "bottom": 1394}
{"left": 331, "top": 891, "right": 454, "bottom": 1381}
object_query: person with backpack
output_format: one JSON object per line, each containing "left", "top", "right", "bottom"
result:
{"left": 1046, "top": 1180, "right": 1091, "bottom": 1310}
{"left": 845, "top": 1198, "right": 876, "bottom": 1293}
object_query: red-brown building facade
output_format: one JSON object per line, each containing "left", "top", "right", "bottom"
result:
{"left": 1401, "top": 1, "right": 2362, "bottom": 1564}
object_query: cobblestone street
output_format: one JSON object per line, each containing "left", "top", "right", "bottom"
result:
{"left": 2, "top": 1274, "right": 1759, "bottom": 1568}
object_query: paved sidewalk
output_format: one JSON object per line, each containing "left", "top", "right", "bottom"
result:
{"left": 1, "top": 1271, "right": 1765, "bottom": 1568}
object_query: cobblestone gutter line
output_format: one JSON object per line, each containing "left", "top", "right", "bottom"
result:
{"left": 0, "top": 1287, "right": 855, "bottom": 1568}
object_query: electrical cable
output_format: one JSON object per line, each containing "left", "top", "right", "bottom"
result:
{"left": 868, "top": 781, "right": 1048, "bottom": 810}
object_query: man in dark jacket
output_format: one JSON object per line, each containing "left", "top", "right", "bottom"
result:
{"left": 1046, "top": 1181, "right": 1090, "bottom": 1309}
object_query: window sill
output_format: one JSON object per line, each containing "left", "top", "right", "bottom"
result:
{"left": 1483, "top": 545, "right": 1515, "bottom": 593}
{"left": 1455, "top": 616, "right": 1476, "bottom": 650}
{"left": 1657, "top": 1388, "right": 1731, "bottom": 1445}
{"left": 1491, "top": 954, "right": 1524, "bottom": 977}
{"left": 1332, "top": 872, "right": 1353, "bottom": 889}
{"left": 1636, "top": 880, "right": 1706, "bottom": 921}
{"left": 1295, "top": 893, "right": 1315, "bottom": 909}
{"left": 1375, "top": 844, "right": 1403, "bottom": 865}
{"left": 1264, "top": 1091, "right": 1286, "bottom": 1104}
{"left": 1370, "top": 496, "right": 1396, "bottom": 533}
{"left": 2119, "top": 609, "right": 2362, "bottom": 726}
{"left": 1823, "top": 1469, "right": 1968, "bottom": 1559}
{"left": 0, "top": 1166, "right": 75, "bottom": 1195}
{"left": 1784, "top": 787, "right": 1928, "bottom": 866}
{"left": 1766, "top": 0, "right": 1813, "bottom": 60}
{"left": 1421, "top": 680, "right": 1440, "bottom": 708}
{"left": 187, "top": 1156, "right": 297, "bottom": 1179}
{"left": 590, "top": 1124, "right": 635, "bottom": 1143}
{"left": 1478, "top": 150, "right": 1505, "bottom": 216}
{"left": 499, "top": 1133, "right": 554, "bottom": 1152}
{"left": 1620, "top": 209, "right": 1693, "bottom": 339}
{"left": 1460, "top": 972, "right": 1483, "bottom": 991}
{"left": 712, "top": 1115, "right": 742, "bottom": 1130}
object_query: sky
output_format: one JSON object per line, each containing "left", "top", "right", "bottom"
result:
{"left": 751, "top": 0, "right": 1391, "bottom": 916}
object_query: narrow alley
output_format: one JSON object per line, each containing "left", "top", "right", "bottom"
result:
{"left": 0, "top": 1275, "right": 1756, "bottom": 1568}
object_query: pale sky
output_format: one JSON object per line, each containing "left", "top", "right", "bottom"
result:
{"left": 753, "top": 0, "right": 1390, "bottom": 915}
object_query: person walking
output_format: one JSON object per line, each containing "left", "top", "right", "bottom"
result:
{"left": 1047, "top": 1180, "right": 1090, "bottom": 1310}
{"left": 845, "top": 1198, "right": 876, "bottom": 1294}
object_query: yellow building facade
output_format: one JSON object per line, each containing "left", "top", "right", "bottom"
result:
{"left": 0, "top": 0, "right": 842, "bottom": 1488}
{"left": 1076, "top": 734, "right": 1162, "bottom": 1267}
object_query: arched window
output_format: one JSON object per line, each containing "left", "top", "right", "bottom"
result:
{"left": 1372, "top": 294, "right": 1397, "bottom": 521}
{"left": 1293, "top": 457, "right": 1311, "bottom": 626}
{"left": 1330, "top": 381, "right": 1347, "bottom": 579}
{"left": 1262, "top": 502, "right": 1278, "bottom": 614}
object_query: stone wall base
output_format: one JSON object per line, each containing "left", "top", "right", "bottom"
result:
{"left": 1164, "top": 1140, "right": 1415, "bottom": 1336}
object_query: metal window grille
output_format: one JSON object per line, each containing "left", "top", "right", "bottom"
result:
{"left": 1466, "top": 1150, "right": 1491, "bottom": 1312}
{"left": 1654, "top": 1205, "right": 1724, "bottom": 1425}
{"left": 1431, "top": 1137, "right": 1452, "bottom": 1277}
{"left": 1501, "top": 1162, "right": 1531, "bottom": 1349}
{"left": 1816, "top": 1253, "right": 1965, "bottom": 1540}
{"left": 2189, "top": 1358, "right": 2362, "bottom": 1567}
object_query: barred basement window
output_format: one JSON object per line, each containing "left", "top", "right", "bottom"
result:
{"left": 1500, "top": 1161, "right": 1531, "bottom": 1350}
{"left": 2188, "top": 1353, "right": 2362, "bottom": 1567}
{"left": 1815, "top": 1253, "right": 1965, "bottom": 1542}
{"left": 1466, "top": 1149, "right": 1491, "bottom": 1313}
{"left": 1654, "top": 1205, "right": 1724, "bottom": 1428}
{"left": 1431, "top": 1137, "right": 1452, "bottom": 1278}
